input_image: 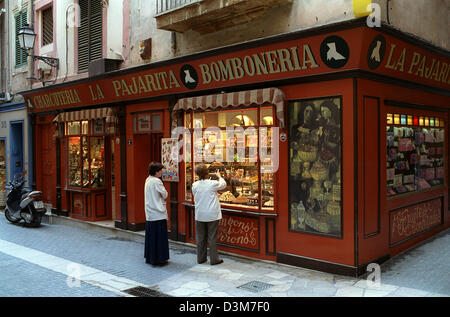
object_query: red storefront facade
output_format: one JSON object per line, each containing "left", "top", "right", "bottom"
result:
{"left": 22, "top": 19, "right": 449, "bottom": 276}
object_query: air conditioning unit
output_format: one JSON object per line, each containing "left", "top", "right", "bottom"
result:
{"left": 0, "top": 92, "right": 12, "bottom": 102}
{"left": 88, "top": 58, "right": 123, "bottom": 77}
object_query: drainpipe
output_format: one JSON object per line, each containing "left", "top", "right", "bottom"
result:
{"left": 28, "top": 0, "right": 35, "bottom": 89}
{"left": 386, "top": 0, "right": 391, "bottom": 24}
{"left": 5, "top": 0, "right": 11, "bottom": 99}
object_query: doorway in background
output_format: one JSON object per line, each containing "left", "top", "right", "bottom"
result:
{"left": 10, "top": 121, "right": 24, "bottom": 180}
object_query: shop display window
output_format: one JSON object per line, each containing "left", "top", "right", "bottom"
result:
{"left": 66, "top": 120, "right": 105, "bottom": 189}
{"left": 184, "top": 107, "right": 275, "bottom": 210}
{"left": 288, "top": 97, "right": 342, "bottom": 237}
{"left": 386, "top": 113, "right": 445, "bottom": 197}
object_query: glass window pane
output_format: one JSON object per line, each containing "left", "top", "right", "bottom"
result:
{"left": 229, "top": 109, "right": 257, "bottom": 127}
{"left": 260, "top": 127, "right": 274, "bottom": 210}
{"left": 185, "top": 113, "right": 191, "bottom": 129}
{"left": 185, "top": 132, "right": 192, "bottom": 201}
{"left": 260, "top": 107, "right": 274, "bottom": 126}
{"left": 386, "top": 124, "right": 445, "bottom": 197}
{"left": 68, "top": 137, "right": 81, "bottom": 187}
{"left": 185, "top": 162, "right": 192, "bottom": 201}
{"left": 288, "top": 98, "right": 342, "bottom": 236}
{"left": 82, "top": 137, "right": 89, "bottom": 187}
{"left": 82, "top": 120, "right": 89, "bottom": 135}
{"left": 90, "top": 137, "right": 105, "bottom": 188}
{"left": 68, "top": 122, "right": 80, "bottom": 135}
{"left": 152, "top": 114, "right": 162, "bottom": 131}
{"left": 193, "top": 111, "right": 220, "bottom": 129}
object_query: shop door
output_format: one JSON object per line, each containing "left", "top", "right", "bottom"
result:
{"left": 10, "top": 121, "right": 24, "bottom": 179}
{"left": 133, "top": 133, "right": 163, "bottom": 223}
{"left": 39, "top": 124, "right": 56, "bottom": 204}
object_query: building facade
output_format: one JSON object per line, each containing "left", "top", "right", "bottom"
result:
{"left": 10, "top": 0, "right": 450, "bottom": 276}
{"left": 0, "top": 0, "right": 34, "bottom": 207}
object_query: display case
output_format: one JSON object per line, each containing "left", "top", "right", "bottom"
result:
{"left": 66, "top": 121, "right": 106, "bottom": 189}
{"left": 184, "top": 106, "right": 276, "bottom": 211}
{"left": 386, "top": 113, "right": 445, "bottom": 197}
{"left": 90, "top": 137, "right": 105, "bottom": 188}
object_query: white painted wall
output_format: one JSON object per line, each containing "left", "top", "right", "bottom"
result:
{"left": 373, "top": 0, "right": 449, "bottom": 51}
{"left": 9, "top": 0, "right": 30, "bottom": 95}
{"left": 128, "top": 0, "right": 448, "bottom": 68}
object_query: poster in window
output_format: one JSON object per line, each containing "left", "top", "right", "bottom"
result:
{"left": 288, "top": 97, "right": 342, "bottom": 237}
{"left": 137, "top": 115, "right": 151, "bottom": 132}
{"left": 161, "top": 138, "right": 179, "bottom": 182}
{"left": 93, "top": 119, "right": 104, "bottom": 134}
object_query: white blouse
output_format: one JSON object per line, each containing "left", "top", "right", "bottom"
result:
{"left": 144, "top": 175, "right": 168, "bottom": 221}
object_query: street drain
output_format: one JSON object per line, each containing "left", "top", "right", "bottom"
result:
{"left": 237, "top": 281, "right": 273, "bottom": 293}
{"left": 123, "top": 286, "right": 171, "bottom": 297}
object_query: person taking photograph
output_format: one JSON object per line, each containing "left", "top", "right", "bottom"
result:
{"left": 192, "top": 164, "right": 227, "bottom": 265}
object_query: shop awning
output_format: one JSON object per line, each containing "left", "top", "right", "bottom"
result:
{"left": 53, "top": 107, "right": 117, "bottom": 135}
{"left": 172, "top": 87, "right": 286, "bottom": 130}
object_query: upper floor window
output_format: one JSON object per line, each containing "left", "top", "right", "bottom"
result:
{"left": 41, "top": 7, "right": 53, "bottom": 46}
{"left": 15, "top": 11, "right": 28, "bottom": 67}
{"left": 78, "top": 0, "right": 103, "bottom": 73}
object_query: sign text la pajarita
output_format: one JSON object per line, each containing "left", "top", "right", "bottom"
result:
{"left": 384, "top": 43, "right": 450, "bottom": 84}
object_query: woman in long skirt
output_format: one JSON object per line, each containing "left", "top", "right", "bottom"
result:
{"left": 144, "top": 162, "right": 169, "bottom": 266}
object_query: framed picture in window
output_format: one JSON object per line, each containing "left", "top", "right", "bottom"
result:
{"left": 137, "top": 115, "right": 151, "bottom": 132}
{"left": 92, "top": 119, "right": 105, "bottom": 135}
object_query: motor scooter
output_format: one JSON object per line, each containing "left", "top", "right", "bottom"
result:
{"left": 4, "top": 174, "right": 46, "bottom": 227}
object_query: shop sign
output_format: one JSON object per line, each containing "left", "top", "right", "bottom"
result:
{"left": 24, "top": 28, "right": 361, "bottom": 114}
{"left": 23, "top": 26, "right": 449, "bottom": 114}
{"left": 365, "top": 29, "right": 450, "bottom": 90}
{"left": 390, "top": 198, "right": 442, "bottom": 246}
{"left": 217, "top": 214, "right": 259, "bottom": 251}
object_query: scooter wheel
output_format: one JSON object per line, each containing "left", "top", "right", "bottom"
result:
{"left": 31, "top": 215, "right": 42, "bottom": 227}
{"left": 5, "top": 208, "right": 21, "bottom": 224}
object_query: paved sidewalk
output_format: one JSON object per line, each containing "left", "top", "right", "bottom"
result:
{"left": 0, "top": 212, "right": 449, "bottom": 297}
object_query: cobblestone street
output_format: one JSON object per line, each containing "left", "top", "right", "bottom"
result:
{"left": 0, "top": 212, "right": 448, "bottom": 299}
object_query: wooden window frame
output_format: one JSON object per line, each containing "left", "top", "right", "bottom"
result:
{"left": 15, "top": 11, "right": 28, "bottom": 67}
{"left": 133, "top": 111, "right": 164, "bottom": 134}
{"left": 78, "top": 0, "right": 103, "bottom": 73}
{"left": 41, "top": 6, "right": 53, "bottom": 47}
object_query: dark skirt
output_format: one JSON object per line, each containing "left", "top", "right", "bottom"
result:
{"left": 144, "top": 220, "right": 169, "bottom": 265}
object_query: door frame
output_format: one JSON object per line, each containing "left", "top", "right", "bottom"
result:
{"left": 9, "top": 120, "right": 24, "bottom": 182}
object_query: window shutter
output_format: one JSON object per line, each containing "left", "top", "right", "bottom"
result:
{"left": 15, "top": 11, "right": 28, "bottom": 66}
{"left": 42, "top": 7, "right": 53, "bottom": 46}
{"left": 78, "top": 0, "right": 103, "bottom": 73}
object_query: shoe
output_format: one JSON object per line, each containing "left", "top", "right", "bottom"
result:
{"left": 198, "top": 259, "right": 207, "bottom": 264}
{"left": 210, "top": 259, "right": 223, "bottom": 265}
{"left": 152, "top": 260, "right": 169, "bottom": 266}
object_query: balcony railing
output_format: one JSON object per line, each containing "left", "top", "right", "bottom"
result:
{"left": 156, "top": 0, "right": 202, "bottom": 15}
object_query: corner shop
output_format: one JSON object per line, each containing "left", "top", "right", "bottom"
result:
{"left": 21, "top": 19, "right": 449, "bottom": 276}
